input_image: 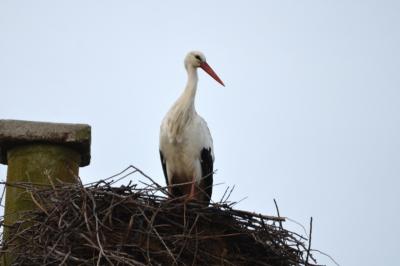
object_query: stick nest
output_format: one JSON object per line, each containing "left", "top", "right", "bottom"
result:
{"left": 1, "top": 166, "right": 319, "bottom": 265}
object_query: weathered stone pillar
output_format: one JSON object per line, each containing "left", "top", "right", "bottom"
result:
{"left": 0, "top": 119, "right": 91, "bottom": 265}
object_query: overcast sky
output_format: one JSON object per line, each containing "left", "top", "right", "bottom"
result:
{"left": 1, "top": 1, "right": 400, "bottom": 265}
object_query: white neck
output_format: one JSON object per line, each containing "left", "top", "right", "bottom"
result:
{"left": 166, "top": 65, "right": 198, "bottom": 140}
{"left": 179, "top": 65, "right": 198, "bottom": 110}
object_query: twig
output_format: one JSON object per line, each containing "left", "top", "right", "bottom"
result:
{"left": 311, "top": 249, "right": 340, "bottom": 266}
{"left": 306, "top": 217, "right": 313, "bottom": 265}
{"left": 273, "top": 199, "right": 283, "bottom": 229}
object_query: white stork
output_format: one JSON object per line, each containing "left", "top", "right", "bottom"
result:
{"left": 159, "top": 51, "right": 224, "bottom": 205}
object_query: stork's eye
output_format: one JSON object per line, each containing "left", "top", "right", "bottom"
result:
{"left": 194, "top": 55, "right": 202, "bottom": 61}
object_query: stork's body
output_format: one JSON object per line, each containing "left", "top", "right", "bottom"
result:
{"left": 159, "top": 51, "right": 224, "bottom": 205}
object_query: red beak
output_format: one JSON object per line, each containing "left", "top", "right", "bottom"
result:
{"left": 200, "top": 62, "right": 225, "bottom": 87}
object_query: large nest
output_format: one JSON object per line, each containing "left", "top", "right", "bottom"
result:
{"left": 0, "top": 166, "right": 320, "bottom": 265}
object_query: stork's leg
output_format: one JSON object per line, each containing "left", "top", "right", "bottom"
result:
{"left": 188, "top": 175, "right": 197, "bottom": 200}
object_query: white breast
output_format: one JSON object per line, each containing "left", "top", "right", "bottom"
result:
{"left": 159, "top": 112, "right": 214, "bottom": 184}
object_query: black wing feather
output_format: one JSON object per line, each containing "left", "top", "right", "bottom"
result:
{"left": 200, "top": 147, "right": 214, "bottom": 201}
{"left": 159, "top": 150, "right": 169, "bottom": 186}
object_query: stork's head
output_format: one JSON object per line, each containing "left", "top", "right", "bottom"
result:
{"left": 185, "top": 51, "right": 225, "bottom": 86}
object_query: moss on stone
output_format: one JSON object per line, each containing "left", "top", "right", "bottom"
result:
{"left": 2, "top": 144, "right": 80, "bottom": 266}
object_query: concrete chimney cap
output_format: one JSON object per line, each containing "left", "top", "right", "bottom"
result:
{"left": 0, "top": 119, "right": 91, "bottom": 166}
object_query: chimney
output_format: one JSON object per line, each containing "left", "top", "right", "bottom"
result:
{"left": 0, "top": 119, "right": 91, "bottom": 265}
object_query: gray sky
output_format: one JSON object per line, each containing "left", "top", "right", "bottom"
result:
{"left": 1, "top": 1, "right": 399, "bottom": 265}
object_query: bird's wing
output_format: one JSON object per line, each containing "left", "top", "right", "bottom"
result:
{"left": 200, "top": 147, "right": 214, "bottom": 201}
{"left": 197, "top": 116, "right": 215, "bottom": 159}
{"left": 159, "top": 150, "right": 169, "bottom": 186}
